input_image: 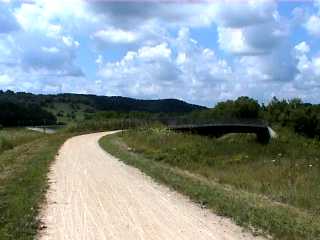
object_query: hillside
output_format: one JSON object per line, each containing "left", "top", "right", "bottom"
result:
{"left": 0, "top": 91, "right": 206, "bottom": 125}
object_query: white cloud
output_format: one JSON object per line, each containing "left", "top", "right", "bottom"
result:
{"left": 41, "top": 46, "right": 60, "bottom": 53}
{"left": 93, "top": 28, "right": 140, "bottom": 44}
{"left": 14, "top": 0, "right": 96, "bottom": 39}
{"left": 214, "top": 0, "right": 289, "bottom": 56}
{"left": 218, "top": 27, "right": 261, "bottom": 55}
{"left": 237, "top": 45, "right": 297, "bottom": 83}
{"left": 305, "top": 15, "right": 320, "bottom": 36}
{"left": 62, "top": 36, "right": 80, "bottom": 48}
{"left": 0, "top": 0, "right": 319, "bottom": 105}
{"left": 0, "top": 74, "right": 13, "bottom": 85}
{"left": 213, "top": 0, "right": 277, "bottom": 28}
{"left": 138, "top": 43, "right": 171, "bottom": 60}
{"left": 95, "top": 29, "right": 236, "bottom": 105}
{"left": 294, "top": 41, "right": 310, "bottom": 54}
{"left": 292, "top": 42, "right": 320, "bottom": 97}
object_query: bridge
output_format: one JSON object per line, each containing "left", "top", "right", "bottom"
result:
{"left": 161, "top": 119, "right": 273, "bottom": 143}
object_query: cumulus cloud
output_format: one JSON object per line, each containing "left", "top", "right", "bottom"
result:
{"left": 217, "top": 27, "right": 260, "bottom": 55}
{"left": 0, "top": 0, "right": 319, "bottom": 105}
{"left": 93, "top": 28, "right": 140, "bottom": 44}
{"left": 0, "top": 0, "right": 85, "bottom": 85}
{"left": 294, "top": 41, "right": 310, "bottom": 54}
{"left": 218, "top": 24, "right": 287, "bottom": 56}
{"left": 14, "top": 0, "right": 93, "bottom": 33}
{"left": 97, "top": 42, "right": 179, "bottom": 98}
{"left": 213, "top": 0, "right": 276, "bottom": 28}
{"left": 95, "top": 28, "right": 235, "bottom": 105}
{"left": 236, "top": 48, "right": 297, "bottom": 83}
{"left": 294, "top": 41, "right": 320, "bottom": 90}
{"left": 305, "top": 15, "right": 320, "bottom": 36}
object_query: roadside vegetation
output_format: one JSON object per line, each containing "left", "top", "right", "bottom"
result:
{"left": 1, "top": 92, "right": 320, "bottom": 239}
{"left": 0, "top": 128, "right": 71, "bottom": 239}
{"left": 0, "top": 120, "right": 139, "bottom": 240}
{"left": 63, "top": 118, "right": 152, "bottom": 133}
{"left": 0, "top": 128, "right": 44, "bottom": 154}
{"left": 100, "top": 127, "right": 320, "bottom": 240}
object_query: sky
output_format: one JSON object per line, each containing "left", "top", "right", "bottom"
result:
{"left": 0, "top": 0, "right": 320, "bottom": 106}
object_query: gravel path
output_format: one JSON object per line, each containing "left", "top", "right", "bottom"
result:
{"left": 39, "top": 132, "right": 265, "bottom": 240}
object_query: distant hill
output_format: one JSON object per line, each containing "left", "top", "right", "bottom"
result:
{"left": 0, "top": 90, "right": 206, "bottom": 125}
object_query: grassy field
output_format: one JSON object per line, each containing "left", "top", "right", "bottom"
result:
{"left": 0, "top": 128, "right": 71, "bottom": 239}
{"left": 100, "top": 127, "right": 320, "bottom": 240}
{"left": 0, "top": 129, "right": 44, "bottom": 154}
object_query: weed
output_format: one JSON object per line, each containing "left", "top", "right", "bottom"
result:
{"left": 100, "top": 129, "right": 320, "bottom": 239}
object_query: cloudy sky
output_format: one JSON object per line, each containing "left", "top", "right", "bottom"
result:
{"left": 0, "top": 0, "right": 319, "bottom": 106}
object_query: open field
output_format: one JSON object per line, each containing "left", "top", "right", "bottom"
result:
{"left": 0, "top": 128, "right": 71, "bottom": 240}
{"left": 100, "top": 128, "right": 320, "bottom": 240}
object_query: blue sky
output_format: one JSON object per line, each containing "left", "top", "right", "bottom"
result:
{"left": 0, "top": 0, "right": 320, "bottom": 106}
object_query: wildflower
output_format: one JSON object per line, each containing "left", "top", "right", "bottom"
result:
{"left": 309, "top": 164, "right": 313, "bottom": 168}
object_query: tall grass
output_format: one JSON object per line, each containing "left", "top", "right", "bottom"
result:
{"left": 0, "top": 129, "right": 44, "bottom": 154}
{"left": 121, "top": 127, "right": 320, "bottom": 214}
{"left": 0, "top": 129, "right": 71, "bottom": 240}
{"left": 100, "top": 132, "right": 320, "bottom": 240}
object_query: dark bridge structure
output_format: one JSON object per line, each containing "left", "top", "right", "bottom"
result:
{"left": 161, "top": 119, "right": 273, "bottom": 144}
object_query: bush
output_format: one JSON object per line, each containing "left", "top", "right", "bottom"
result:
{"left": 64, "top": 119, "right": 153, "bottom": 133}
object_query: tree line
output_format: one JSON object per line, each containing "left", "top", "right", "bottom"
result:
{"left": 0, "top": 90, "right": 57, "bottom": 127}
{"left": 190, "top": 96, "right": 320, "bottom": 139}
{"left": 1, "top": 90, "right": 319, "bottom": 139}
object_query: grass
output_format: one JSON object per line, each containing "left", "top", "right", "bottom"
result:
{"left": 64, "top": 118, "right": 152, "bottom": 134}
{"left": 99, "top": 127, "right": 320, "bottom": 240}
{"left": 0, "top": 119, "right": 137, "bottom": 239}
{"left": 0, "top": 129, "right": 44, "bottom": 154}
{"left": 0, "top": 129, "right": 71, "bottom": 239}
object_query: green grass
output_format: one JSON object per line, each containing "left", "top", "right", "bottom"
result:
{"left": 45, "top": 102, "right": 94, "bottom": 123}
{"left": 64, "top": 118, "right": 152, "bottom": 134}
{"left": 0, "top": 129, "right": 71, "bottom": 239}
{"left": 0, "top": 120, "right": 139, "bottom": 239}
{"left": 0, "top": 129, "right": 44, "bottom": 154}
{"left": 100, "top": 128, "right": 320, "bottom": 240}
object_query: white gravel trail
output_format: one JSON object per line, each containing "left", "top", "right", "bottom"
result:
{"left": 39, "top": 132, "right": 265, "bottom": 240}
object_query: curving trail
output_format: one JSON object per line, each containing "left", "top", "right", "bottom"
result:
{"left": 39, "top": 132, "right": 265, "bottom": 240}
